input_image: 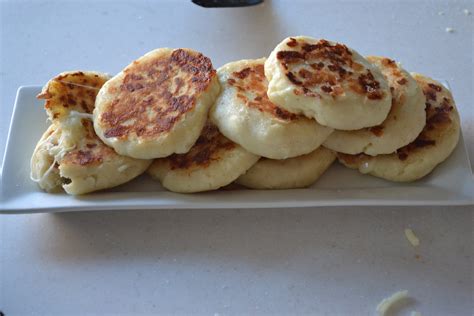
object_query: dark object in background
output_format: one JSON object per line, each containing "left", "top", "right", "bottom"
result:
{"left": 192, "top": 0, "right": 263, "bottom": 8}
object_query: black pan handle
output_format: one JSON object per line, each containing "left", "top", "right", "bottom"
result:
{"left": 192, "top": 0, "right": 263, "bottom": 8}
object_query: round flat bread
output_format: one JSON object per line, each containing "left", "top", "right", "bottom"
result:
{"left": 210, "top": 58, "right": 333, "bottom": 159}
{"left": 31, "top": 71, "right": 151, "bottom": 195}
{"left": 337, "top": 74, "right": 460, "bottom": 182}
{"left": 265, "top": 36, "right": 392, "bottom": 130}
{"left": 236, "top": 147, "right": 336, "bottom": 189}
{"left": 323, "top": 56, "right": 426, "bottom": 155}
{"left": 147, "top": 122, "right": 259, "bottom": 193}
{"left": 94, "top": 48, "right": 220, "bottom": 159}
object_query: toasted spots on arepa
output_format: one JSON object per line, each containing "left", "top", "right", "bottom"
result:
{"left": 265, "top": 36, "right": 392, "bottom": 130}
{"left": 31, "top": 71, "right": 151, "bottom": 195}
{"left": 323, "top": 56, "right": 426, "bottom": 155}
{"left": 100, "top": 49, "right": 213, "bottom": 138}
{"left": 147, "top": 121, "right": 259, "bottom": 193}
{"left": 60, "top": 120, "right": 119, "bottom": 167}
{"left": 276, "top": 39, "right": 385, "bottom": 100}
{"left": 37, "top": 71, "right": 109, "bottom": 120}
{"left": 94, "top": 48, "right": 220, "bottom": 159}
{"left": 337, "top": 74, "right": 460, "bottom": 182}
{"left": 227, "top": 63, "right": 297, "bottom": 121}
{"left": 167, "top": 123, "right": 236, "bottom": 170}
{"left": 211, "top": 58, "right": 333, "bottom": 159}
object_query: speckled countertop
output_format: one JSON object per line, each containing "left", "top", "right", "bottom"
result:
{"left": 0, "top": 1, "right": 472, "bottom": 315}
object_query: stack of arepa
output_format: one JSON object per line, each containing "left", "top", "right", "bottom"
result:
{"left": 30, "top": 36, "right": 461, "bottom": 194}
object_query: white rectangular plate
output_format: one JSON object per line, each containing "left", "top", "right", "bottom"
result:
{"left": 1, "top": 86, "right": 473, "bottom": 213}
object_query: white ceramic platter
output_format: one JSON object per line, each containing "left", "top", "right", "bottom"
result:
{"left": 1, "top": 86, "right": 472, "bottom": 213}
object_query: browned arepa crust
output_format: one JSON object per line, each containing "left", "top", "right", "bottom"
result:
{"left": 94, "top": 48, "right": 220, "bottom": 159}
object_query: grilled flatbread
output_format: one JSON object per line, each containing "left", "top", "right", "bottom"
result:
{"left": 93, "top": 48, "right": 220, "bottom": 159}
{"left": 324, "top": 56, "right": 426, "bottom": 155}
{"left": 31, "top": 71, "right": 151, "bottom": 195}
{"left": 265, "top": 36, "right": 391, "bottom": 130}
{"left": 147, "top": 121, "right": 259, "bottom": 193}
{"left": 211, "top": 58, "right": 333, "bottom": 159}
{"left": 337, "top": 74, "right": 460, "bottom": 182}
